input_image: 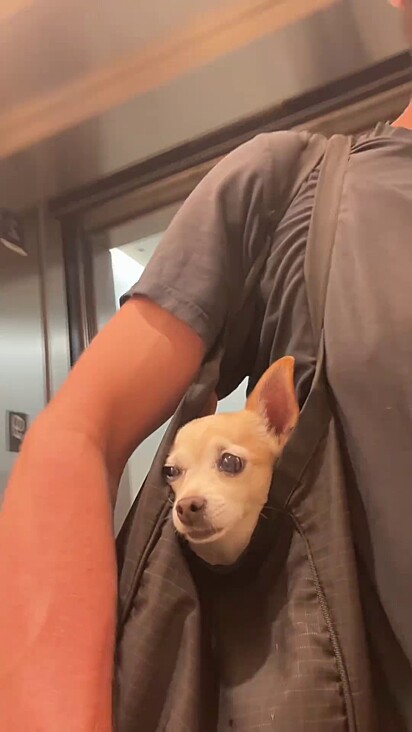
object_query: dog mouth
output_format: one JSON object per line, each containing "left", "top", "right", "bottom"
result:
{"left": 181, "top": 526, "right": 226, "bottom": 545}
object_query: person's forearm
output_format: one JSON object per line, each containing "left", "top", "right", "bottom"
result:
{"left": 0, "top": 427, "right": 117, "bottom": 732}
{"left": 0, "top": 297, "right": 204, "bottom": 731}
{"left": 50, "top": 297, "right": 205, "bottom": 490}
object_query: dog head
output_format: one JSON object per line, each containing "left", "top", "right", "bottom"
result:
{"left": 163, "top": 356, "right": 299, "bottom": 565}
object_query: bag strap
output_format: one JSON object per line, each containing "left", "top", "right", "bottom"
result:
{"left": 304, "top": 134, "right": 352, "bottom": 348}
{"left": 269, "top": 134, "right": 351, "bottom": 507}
{"left": 190, "top": 133, "right": 353, "bottom": 577}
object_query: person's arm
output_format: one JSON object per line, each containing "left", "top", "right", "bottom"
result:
{"left": 0, "top": 128, "right": 313, "bottom": 731}
{"left": 0, "top": 297, "right": 204, "bottom": 732}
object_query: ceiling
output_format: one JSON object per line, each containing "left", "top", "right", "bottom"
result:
{"left": 1, "top": 0, "right": 341, "bottom": 158}
{"left": 1, "top": 0, "right": 237, "bottom": 110}
{"left": 0, "top": 0, "right": 408, "bottom": 210}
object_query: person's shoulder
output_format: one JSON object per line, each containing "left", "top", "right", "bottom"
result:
{"left": 248, "top": 129, "right": 321, "bottom": 151}
{"left": 216, "top": 130, "right": 326, "bottom": 181}
{"left": 188, "top": 129, "right": 327, "bottom": 219}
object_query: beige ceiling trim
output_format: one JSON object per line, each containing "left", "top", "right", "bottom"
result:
{"left": 0, "top": 0, "right": 334, "bottom": 159}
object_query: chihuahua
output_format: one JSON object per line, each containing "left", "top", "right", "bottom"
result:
{"left": 163, "top": 356, "right": 299, "bottom": 566}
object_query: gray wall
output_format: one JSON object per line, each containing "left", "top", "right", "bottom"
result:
{"left": 0, "top": 222, "right": 44, "bottom": 495}
{"left": 0, "top": 210, "right": 70, "bottom": 498}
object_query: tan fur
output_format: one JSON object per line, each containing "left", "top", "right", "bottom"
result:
{"left": 165, "top": 357, "right": 299, "bottom": 566}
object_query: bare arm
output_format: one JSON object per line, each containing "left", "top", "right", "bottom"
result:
{"left": 51, "top": 296, "right": 204, "bottom": 489}
{"left": 0, "top": 297, "right": 204, "bottom": 732}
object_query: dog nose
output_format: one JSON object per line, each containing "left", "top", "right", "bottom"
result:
{"left": 176, "top": 496, "right": 207, "bottom": 526}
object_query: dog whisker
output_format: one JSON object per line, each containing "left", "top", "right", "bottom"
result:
{"left": 205, "top": 517, "right": 217, "bottom": 533}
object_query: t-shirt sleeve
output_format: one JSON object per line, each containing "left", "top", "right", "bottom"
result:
{"left": 122, "top": 130, "right": 315, "bottom": 350}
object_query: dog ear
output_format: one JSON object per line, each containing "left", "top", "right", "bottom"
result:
{"left": 246, "top": 356, "right": 299, "bottom": 446}
{"left": 199, "top": 391, "right": 218, "bottom": 418}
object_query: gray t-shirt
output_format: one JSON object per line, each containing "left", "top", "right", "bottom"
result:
{"left": 126, "top": 123, "right": 412, "bottom": 703}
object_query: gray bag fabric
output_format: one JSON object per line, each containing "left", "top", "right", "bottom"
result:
{"left": 115, "top": 135, "right": 381, "bottom": 731}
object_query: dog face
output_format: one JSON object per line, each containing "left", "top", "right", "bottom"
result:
{"left": 163, "top": 357, "right": 299, "bottom": 566}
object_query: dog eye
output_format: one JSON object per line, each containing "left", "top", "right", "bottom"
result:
{"left": 218, "top": 452, "right": 245, "bottom": 475}
{"left": 162, "top": 465, "right": 181, "bottom": 482}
